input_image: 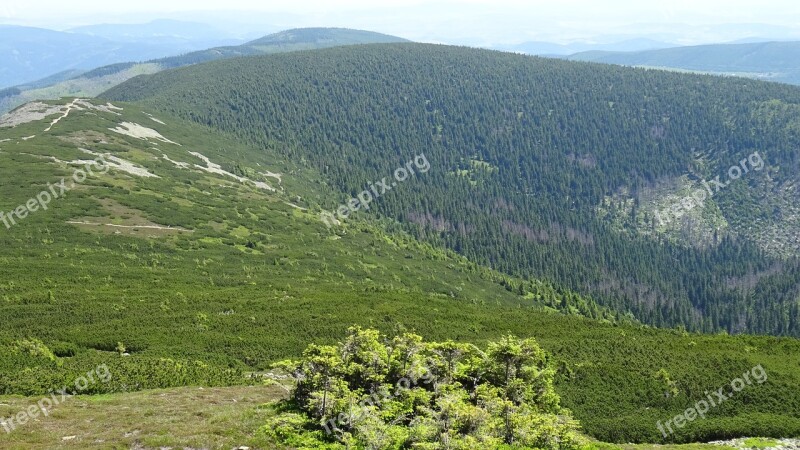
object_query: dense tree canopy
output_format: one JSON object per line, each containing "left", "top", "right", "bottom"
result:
{"left": 106, "top": 43, "right": 800, "bottom": 336}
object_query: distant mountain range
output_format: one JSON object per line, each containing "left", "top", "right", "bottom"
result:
{"left": 0, "top": 27, "right": 410, "bottom": 114}
{"left": 495, "top": 38, "right": 675, "bottom": 56}
{"left": 0, "top": 20, "right": 244, "bottom": 89}
{"left": 567, "top": 40, "right": 800, "bottom": 85}
{"left": 68, "top": 19, "right": 241, "bottom": 43}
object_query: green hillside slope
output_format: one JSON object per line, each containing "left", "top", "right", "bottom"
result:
{"left": 104, "top": 43, "right": 800, "bottom": 337}
{"left": 1, "top": 99, "right": 799, "bottom": 444}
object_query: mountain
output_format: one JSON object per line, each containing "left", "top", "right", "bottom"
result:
{"left": 499, "top": 38, "right": 674, "bottom": 56}
{"left": 105, "top": 43, "right": 800, "bottom": 338}
{"left": 247, "top": 27, "right": 410, "bottom": 49}
{"left": 151, "top": 27, "right": 410, "bottom": 69}
{"left": 0, "top": 95, "right": 798, "bottom": 446}
{"left": 69, "top": 19, "right": 240, "bottom": 43}
{"left": 0, "top": 23, "right": 242, "bottom": 90}
{"left": 568, "top": 41, "right": 800, "bottom": 85}
{"left": 584, "top": 23, "right": 800, "bottom": 47}
{"left": 0, "top": 25, "right": 109, "bottom": 88}
{"left": 0, "top": 27, "right": 411, "bottom": 114}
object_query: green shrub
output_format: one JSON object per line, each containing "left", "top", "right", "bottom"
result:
{"left": 266, "top": 327, "right": 586, "bottom": 449}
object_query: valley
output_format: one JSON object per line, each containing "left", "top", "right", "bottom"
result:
{"left": 1, "top": 11, "right": 799, "bottom": 448}
{"left": 0, "top": 91, "right": 798, "bottom": 447}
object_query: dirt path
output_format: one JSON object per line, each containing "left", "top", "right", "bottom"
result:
{"left": 44, "top": 98, "right": 81, "bottom": 132}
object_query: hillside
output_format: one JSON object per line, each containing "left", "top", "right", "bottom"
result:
{"left": 0, "top": 28, "right": 410, "bottom": 114}
{"left": 1, "top": 98, "right": 799, "bottom": 445}
{"left": 568, "top": 41, "right": 800, "bottom": 85}
{"left": 104, "top": 43, "right": 800, "bottom": 337}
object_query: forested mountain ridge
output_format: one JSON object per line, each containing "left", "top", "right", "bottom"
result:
{"left": 151, "top": 27, "right": 410, "bottom": 69}
{"left": 247, "top": 27, "right": 409, "bottom": 49}
{"left": 104, "top": 43, "right": 800, "bottom": 337}
{"left": 1, "top": 98, "right": 800, "bottom": 446}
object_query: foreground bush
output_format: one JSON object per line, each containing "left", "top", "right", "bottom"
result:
{"left": 262, "top": 327, "right": 586, "bottom": 449}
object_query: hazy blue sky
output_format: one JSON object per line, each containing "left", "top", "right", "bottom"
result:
{"left": 3, "top": 0, "right": 800, "bottom": 45}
